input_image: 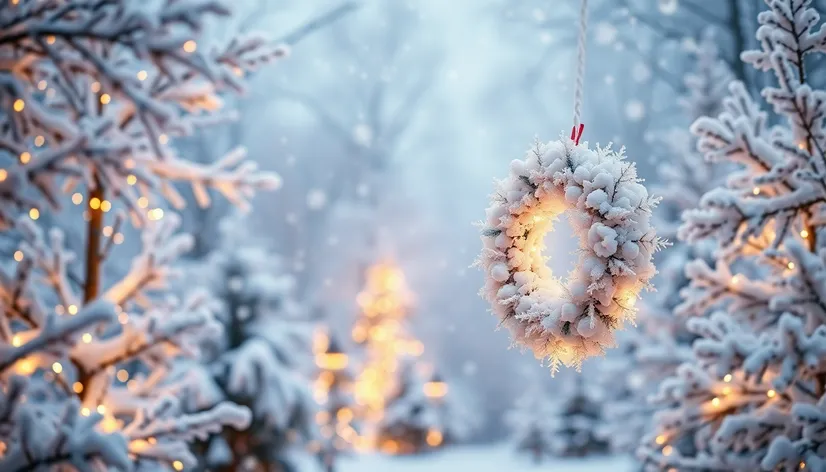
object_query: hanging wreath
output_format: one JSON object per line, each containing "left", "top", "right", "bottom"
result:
{"left": 477, "top": 139, "right": 662, "bottom": 371}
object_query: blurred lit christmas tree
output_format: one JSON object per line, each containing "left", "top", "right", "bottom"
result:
{"left": 311, "top": 328, "right": 359, "bottom": 472}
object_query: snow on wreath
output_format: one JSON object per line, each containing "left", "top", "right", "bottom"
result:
{"left": 476, "top": 138, "right": 664, "bottom": 373}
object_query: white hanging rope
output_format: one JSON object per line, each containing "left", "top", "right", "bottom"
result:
{"left": 572, "top": 0, "right": 589, "bottom": 139}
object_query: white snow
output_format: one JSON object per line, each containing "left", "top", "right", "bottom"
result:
{"left": 333, "top": 445, "right": 634, "bottom": 472}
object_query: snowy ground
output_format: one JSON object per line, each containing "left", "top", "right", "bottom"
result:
{"left": 330, "top": 444, "right": 634, "bottom": 472}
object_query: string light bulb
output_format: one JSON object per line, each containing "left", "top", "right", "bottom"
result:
{"left": 183, "top": 40, "right": 197, "bottom": 53}
{"left": 13, "top": 99, "right": 24, "bottom": 112}
{"left": 801, "top": 229, "right": 810, "bottom": 239}
{"left": 752, "top": 187, "right": 760, "bottom": 195}
{"left": 767, "top": 389, "right": 776, "bottom": 398}
{"left": 723, "top": 374, "right": 732, "bottom": 382}
{"left": 100, "top": 93, "right": 111, "bottom": 105}
{"left": 137, "top": 70, "right": 148, "bottom": 81}
{"left": 13, "top": 251, "right": 23, "bottom": 262}
{"left": 0, "top": 169, "right": 6, "bottom": 182}
{"left": 29, "top": 208, "right": 39, "bottom": 220}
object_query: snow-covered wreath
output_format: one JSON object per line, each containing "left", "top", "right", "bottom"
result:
{"left": 478, "top": 139, "right": 662, "bottom": 371}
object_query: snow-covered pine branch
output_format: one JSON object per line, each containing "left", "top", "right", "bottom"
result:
{"left": 641, "top": 1, "right": 826, "bottom": 470}
{"left": 0, "top": 0, "right": 283, "bottom": 229}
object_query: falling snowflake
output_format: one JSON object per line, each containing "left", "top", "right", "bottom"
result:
{"left": 352, "top": 124, "right": 372, "bottom": 147}
{"left": 658, "top": 0, "right": 679, "bottom": 15}
{"left": 594, "top": 22, "right": 618, "bottom": 45}
{"left": 539, "top": 31, "right": 553, "bottom": 44}
{"left": 625, "top": 100, "right": 646, "bottom": 121}
{"left": 632, "top": 62, "right": 651, "bottom": 83}
{"left": 306, "top": 189, "right": 327, "bottom": 210}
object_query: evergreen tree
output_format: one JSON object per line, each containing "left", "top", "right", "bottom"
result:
{"left": 640, "top": 1, "right": 826, "bottom": 470}
{"left": 190, "top": 215, "right": 316, "bottom": 472}
{"left": 504, "top": 381, "right": 556, "bottom": 464}
{"left": 546, "top": 376, "right": 608, "bottom": 458}
{"left": 377, "top": 361, "right": 474, "bottom": 455}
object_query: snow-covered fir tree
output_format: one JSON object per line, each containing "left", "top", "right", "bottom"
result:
{"left": 545, "top": 375, "right": 608, "bottom": 458}
{"left": 377, "top": 361, "right": 474, "bottom": 455}
{"left": 504, "top": 381, "right": 556, "bottom": 464}
{"left": 598, "top": 30, "right": 734, "bottom": 455}
{"left": 639, "top": 1, "right": 826, "bottom": 470}
{"left": 0, "top": 1, "right": 282, "bottom": 470}
{"left": 311, "top": 328, "right": 359, "bottom": 472}
{"left": 188, "top": 214, "right": 316, "bottom": 472}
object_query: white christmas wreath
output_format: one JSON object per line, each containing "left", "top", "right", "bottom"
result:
{"left": 478, "top": 139, "right": 662, "bottom": 371}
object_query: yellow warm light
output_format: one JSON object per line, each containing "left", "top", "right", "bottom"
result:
{"left": 100, "top": 93, "right": 111, "bottom": 105}
{"left": 29, "top": 208, "right": 39, "bottom": 220}
{"left": 137, "top": 70, "right": 148, "bottom": 81}
{"left": 137, "top": 197, "right": 149, "bottom": 208}
{"left": 13, "top": 251, "right": 23, "bottom": 262}
{"left": 0, "top": 169, "right": 7, "bottom": 182}
{"left": 34, "top": 135, "right": 44, "bottom": 147}
{"left": 81, "top": 407, "right": 90, "bottom": 416}
{"left": 89, "top": 197, "right": 101, "bottom": 210}
{"left": 90, "top": 82, "right": 101, "bottom": 93}
{"left": 127, "top": 174, "right": 137, "bottom": 185}
{"left": 11, "top": 335, "right": 21, "bottom": 347}
{"left": 801, "top": 229, "right": 810, "bottom": 239}
{"left": 68, "top": 304, "right": 78, "bottom": 315}
{"left": 423, "top": 381, "right": 448, "bottom": 399}
{"left": 73, "top": 382, "right": 83, "bottom": 393}
{"left": 788, "top": 262, "right": 795, "bottom": 270}
{"left": 183, "top": 40, "right": 197, "bottom": 53}
{"left": 100, "top": 200, "right": 112, "bottom": 212}
{"left": 97, "top": 405, "right": 106, "bottom": 414}
{"left": 19, "top": 152, "right": 30, "bottom": 164}
{"left": 117, "top": 369, "right": 129, "bottom": 382}
{"left": 752, "top": 187, "right": 760, "bottom": 195}
{"left": 52, "top": 362, "right": 62, "bottom": 374}
{"left": 767, "top": 389, "right": 776, "bottom": 398}
{"left": 655, "top": 435, "right": 666, "bottom": 445}
{"left": 426, "top": 429, "right": 443, "bottom": 447}
{"left": 662, "top": 445, "right": 673, "bottom": 457}
{"left": 15, "top": 358, "right": 36, "bottom": 375}
{"left": 317, "top": 352, "right": 349, "bottom": 371}
{"left": 72, "top": 193, "right": 83, "bottom": 205}
{"left": 173, "top": 460, "right": 184, "bottom": 471}
{"left": 100, "top": 413, "right": 120, "bottom": 433}
{"left": 711, "top": 397, "right": 720, "bottom": 407}
{"left": 13, "top": 99, "right": 24, "bottom": 112}
{"left": 723, "top": 374, "right": 732, "bottom": 382}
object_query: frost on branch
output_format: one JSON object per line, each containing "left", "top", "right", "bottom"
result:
{"left": 641, "top": 1, "right": 826, "bottom": 470}
{"left": 0, "top": 0, "right": 284, "bottom": 229}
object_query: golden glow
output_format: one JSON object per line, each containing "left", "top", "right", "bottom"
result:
{"left": 19, "top": 152, "right": 30, "bottom": 164}
{"left": 29, "top": 208, "right": 39, "bottom": 220}
{"left": 46, "top": 35, "right": 55, "bottom": 44}
{"left": 117, "top": 369, "right": 129, "bottom": 382}
{"left": 15, "top": 358, "right": 36, "bottom": 375}
{"left": 173, "top": 461, "right": 184, "bottom": 471}
{"left": 96, "top": 405, "right": 105, "bottom": 414}
{"left": 11, "top": 335, "right": 21, "bottom": 347}
{"left": 100, "top": 200, "right": 112, "bottom": 212}
{"left": 662, "top": 445, "right": 673, "bottom": 457}
{"left": 90, "top": 82, "right": 101, "bottom": 93}
{"left": 655, "top": 435, "right": 666, "bottom": 445}
{"left": 81, "top": 407, "right": 90, "bottom": 416}
{"left": 426, "top": 429, "right": 443, "bottom": 447}
{"left": 722, "top": 386, "right": 732, "bottom": 395}
{"left": 100, "top": 93, "right": 111, "bottom": 105}
{"left": 752, "top": 187, "right": 760, "bottom": 195}
{"left": 137, "top": 196, "right": 149, "bottom": 208}
{"left": 51, "top": 362, "right": 62, "bottom": 374}
{"left": 82, "top": 333, "right": 92, "bottom": 343}
{"left": 801, "top": 229, "right": 810, "bottom": 239}
{"left": 730, "top": 275, "right": 742, "bottom": 286}
{"left": 788, "top": 262, "right": 795, "bottom": 270}
{"left": 38, "top": 80, "right": 47, "bottom": 90}
{"left": 137, "top": 70, "right": 148, "bottom": 81}
{"left": 183, "top": 40, "right": 197, "bottom": 53}
{"left": 711, "top": 397, "right": 720, "bottom": 407}
{"left": 72, "top": 193, "right": 83, "bottom": 205}
{"left": 767, "top": 389, "right": 776, "bottom": 398}
{"left": 89, "top": 197, "right": 101, "bottom": 210}
{"left": 34, "top": 135, "right": 44, "bottom": 147}
{"left": 316, "top": 352, "right": 349, "bottom": 371}
{"left": 723, "top": 374, "right": 732, "bottom": 382}
{"left": 148, "top": 208, "right": 164, "bottom": 221}
{"left": 13, "top": 251, "right": 23, "bottom": 262}
{"left": 13, "top": 99, "right": 24, "bottom": 112}
{"left": 127, "top": 174, "right": 137, "bottom": 185}
{"left": 0, "top": 169, "right": 6, "bottom": 182}
{"left": 73, "top": 382, "right": 83, "bottom": 393}
{"left": 68, "top": 304, "right": 78, "bottom": 315}
{"left": 424, "top": 380, "right": 448, "bottom": 399}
